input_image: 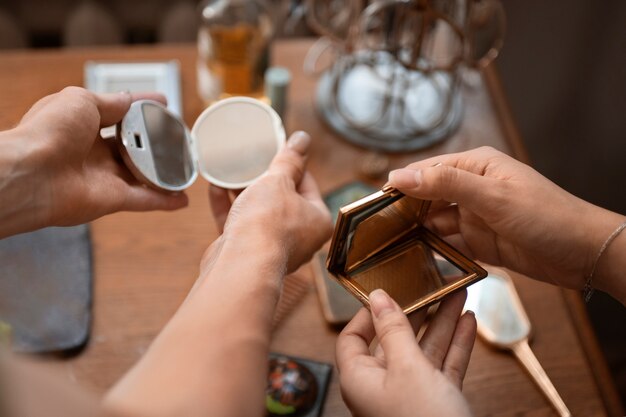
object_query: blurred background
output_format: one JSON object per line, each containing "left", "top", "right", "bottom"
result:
{"left": 0, "top": 0, "right": 623, "bottom": 403}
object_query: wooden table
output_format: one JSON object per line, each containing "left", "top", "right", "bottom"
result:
{"left": 0, "top": 39, "right": 622, "bottom": 416}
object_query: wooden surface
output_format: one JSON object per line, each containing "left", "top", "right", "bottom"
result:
{"left": 0, "top": 39, "right": 619, "bottom": 416}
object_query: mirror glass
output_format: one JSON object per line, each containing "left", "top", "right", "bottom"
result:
{"left": 339, "top": 194, "right": 473, "bottom": 312}
{"left": 348, "top": 243, "right": 466, "bottom": 310}
{"left": 192, "top": 98, "right": 284, "bottom": 189}
{"left": 141, "top": 102, "right": 195, "bottom": 188}
{"left": 465, "top": 273, "right": 530, "bottom": 345}
{"left": 345, "top": 195, "right": 427, "bottom": 269}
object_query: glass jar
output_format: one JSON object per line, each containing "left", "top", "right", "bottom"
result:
{"left": 306, "top": 0, "right": 505, "bottom": 152}
{"left": 197, "top": 0, "right": 274, "bottom": 105}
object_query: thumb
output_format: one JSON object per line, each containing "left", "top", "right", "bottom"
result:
{"left": 208, "top": 184, "right": 232, "bottom": 233}
{"left": 369, "top": 289, "right": 420, "bottom": 366}
{"left": 389, "top": 165, "right": 498, "bottom": 211}
{"left": 94, "top": 91, "right": 168, "bottom": 127}
{"left": 266, "top": 131, "right": 311, "bottom": 186}
{"left": 121, "top": 185, "right": 189, "bottom": 212}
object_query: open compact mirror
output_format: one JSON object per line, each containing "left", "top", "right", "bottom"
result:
{"left": 115, "top": 97, "right": 286, "bottom": 191}
{"left": 327, "top": 186, "right": 487, "bottom": 315}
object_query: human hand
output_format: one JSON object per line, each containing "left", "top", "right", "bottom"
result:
{"left": 208, "top": 131, "right": 333, "bottom": 273}
{"left": 337, "top": 289, "right": 476, "bottom": 417}
{"left": 0, "top": 87, "right": 187, "bottom": 237}
{"left": 388, "top": 146, "right": 625, "bottom": 292}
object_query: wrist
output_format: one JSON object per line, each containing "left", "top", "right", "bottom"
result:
{"left": 224, "top": 223, "right": 288, "bottom": 261}
{"left": 0, "top": 127, "right": 49, "bottom": 238}
{"left": 587, "top": 211, "right": 626, "bottom": 304}
{"left": 198, "top": 229, "right": 288, "bottom": 287}
{"left": 222, "top": 228, "right": 288, "bottom": 273}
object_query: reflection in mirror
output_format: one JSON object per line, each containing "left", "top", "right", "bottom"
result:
{"left": 141, "top": 102, "right": 194, "bottom": 187}
{"left": 349, "top": 241, "right": 444, "bottom": 310}
{"left": 346, "top": 195, "right": 427, "bottom": 269}
{"left": 339, "top": 193, "right": 478, "bottom": 312}
{"left": 328, "top": 188, "right": 487, "bottom": 315}
{"left": 434, "top": 255, "right": 465, "bottom": 284}
{"left": 465, "top": 273, "right": 530, "bottom": 345}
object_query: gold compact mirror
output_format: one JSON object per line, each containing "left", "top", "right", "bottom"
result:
{"left": 327, "top": 186, "right": 487, "bottom": 314}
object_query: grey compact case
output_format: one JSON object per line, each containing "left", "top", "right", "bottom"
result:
{"left": 115, "top": 97, "right": 286, "bottom": 191}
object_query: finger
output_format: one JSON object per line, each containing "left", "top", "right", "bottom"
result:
{"left": 298, "top": 172, "right": 329, "bottom": 214}
{"left": 441, "top": 233, "right": 473, "bottom": 257}
{"left": 19, "top": 94, "right": 56, "bottom": 123}
{"left": 266, "top": 131, "right": 311, "bottom": 186}
{"left": 442, "top": 311, "right": 477, "bottom": 389}
{"left": 372, "top": 340, "right": 385, "bottom": 361}
{"left": 425, "top": 205, "right": 461, "bottom": 237}
{"left": 297, "top": 171, "right": 321, "bottom": 202}
{"left": 336, "top": 308, "right": 376, "bottom": 372}
{"left": 95, "top": 91, "right": 168, "bottom": 127}
{"left": 130, "top": 91, "right": 168, "bottom": 106}
{"left": 230, "top": 189, "right": 244, "bottom": 199}
{"left": 369, "top": 289, "right": 420, "bottom": 367}
{"left": 88, "top": 140, "right": 162, "bottom": 188}
{"left": 209, "top": 185, "right": 232, "bottom": 233}
{"left": 419, "top": 290, "right": 467, "bottom": 369}
{"left": 119, "top": 186, "right": 189, "bottom": 212}
{"left": 427, "top": 200, "right": 455, "bottom": 211}
{"left": 389, "top": 165, "right": 499, "bottom": 212}
{"left": 408, "top": 308, "right": 429, "bottom": 333}
{"left": 374, "top": 306, "right": 427, "bottom": 360}
{"left": 88, "top": 134, "right": 124, "bottom": 167}
{"left": 394, "top": 146, "right": 503, "bottom": 174}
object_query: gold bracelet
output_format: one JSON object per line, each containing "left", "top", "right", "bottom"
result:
{"left": 583, "top": 219, "right": 626, "bottom": 302}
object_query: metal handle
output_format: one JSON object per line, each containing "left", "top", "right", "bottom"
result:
{"left": 511, "top": 339, "right": 571, "bottom": 417}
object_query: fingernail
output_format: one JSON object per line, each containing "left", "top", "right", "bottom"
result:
{"left": 118, "top": 90, "right": 132, "bottom": 104}
{"left": 465, "top": 310, "right": 475, "bottom": 317}
{"left": 99, "top": 125, "right": 117, "bottom": 140}
{"left": 287, "top": 131, "right": 311, "bottom": 154}
{"left": 388, "top": 169, "right": 422, "bottom": 189}
{"left": 369, "top": 289, "right": 395, "bottom": 318}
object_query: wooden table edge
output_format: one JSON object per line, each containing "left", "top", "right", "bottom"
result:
{"left": 482, "top": 62, "right": 625, "bottom": 417}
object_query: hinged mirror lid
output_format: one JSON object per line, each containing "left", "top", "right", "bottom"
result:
{"left": 326, "top": 186, "right": 488, "bottom": 315}
{"left": 117, "top": 97, "right": 285, "bottom": 191}
{"left": 118, "top": 100, "right": 197, "bottom": 191}
{"left": 327, "top": 186, "right": 431, "bottom": 275}
{"left": 190, "top": 97, "right": 285, "bottom": 189}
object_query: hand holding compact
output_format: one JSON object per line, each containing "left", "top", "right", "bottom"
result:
{"left": 388, "top": 146, "right": 625, "bottom": 293}
{"left": 336, "top": 289, "right": 476, "bottom": 417}
{"left": 3, "top": 87, "right": 187, "bottom": 236}
{"left": 209, "top": 131, "right": 333, "bottom": 273}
